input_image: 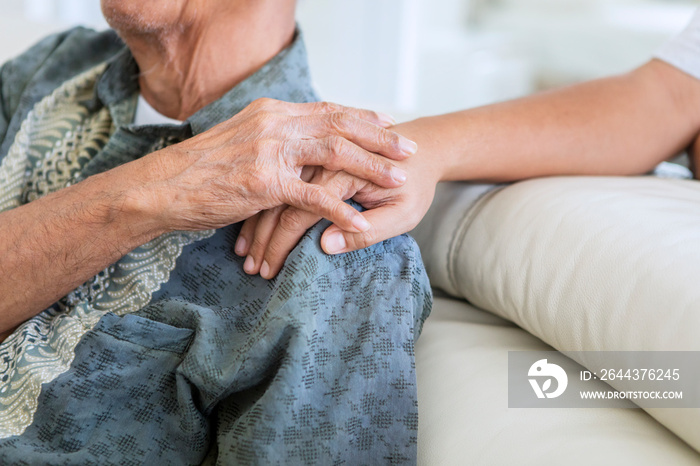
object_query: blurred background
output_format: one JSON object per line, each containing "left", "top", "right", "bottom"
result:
{"left": 1, "top": 0, "right": 697, "bottom": 121}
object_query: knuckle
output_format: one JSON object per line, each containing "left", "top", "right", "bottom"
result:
{"left": 328, "top": 136, "right": 347, "bottom": 163}
{"left": 251, "top": 138, "right": 277, "bottom": 156}
{"left": 246, "top": 171, "right": 268, "bottom": 194}
{"left": 290, "top": 183, "right": 315, "bottom": 208}
{"left": 317, "top": 101, "right": 341, "bottom": 113}
{"left": 301, "top": 185, "right": 328, "bottom": 211}
{"left": 278, "top": 209, "right": 306, "bottom": 233}
{"left": 251, "top": 97, "right": 274, "bottom": 110}
{"left": 329, "top": 174, "right": 351, "bottom": 196}
{"left": 335, "top": 203, "right": 353, "bottom": 225}
{"left": 365, "top": 155, "right": 385, "bottom": 176}
{"left": 264, "top": 243, "right": 284, "bottom": 261}
{"left": 328, "top": 112, "right": 352, "bottom": 132}
{"left": 354, "top": 231, "right": 375, "bottom": 250}
{"left": 382, "top": 129, "right": 401, "bottom": 150}
{"left": 308, "top": 185, "right": 327, "bottom": 207}
{"left": 276, "top": 139, "right": 292, "bottom": 161}
{"left": 249, "top": 235, "right": 268, "bottom": 255}
{"left": 363, "top": 231, "right": 377, "bottom": 247}
{"left": 251, "top": 109, "right": 276, "bottom": 128}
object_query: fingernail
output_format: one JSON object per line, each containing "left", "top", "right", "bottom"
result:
{"left": 243, "top": 255, "right": 255, "bottom": 274}
{"left": 260, "top": 260, "right": 270, "bottom": 279}
{"left": 234, "top": 236, "right": 247, "bottom": 256}
{"left": 325, "top": 231, "right": 347, "bottom": 254}
{"left": 390, "top": 166, "right": 407, "bottom": 184}
{"left": 399, "top": 136, "right": 417, "bottom": 156}
{"left": 377, "top": 112, "right": 396, "bottom": 127}
{"left": 351, "top": 215, "right": 371, "bottom": 232}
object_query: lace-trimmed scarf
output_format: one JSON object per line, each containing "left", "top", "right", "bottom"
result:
{"left": 0, "top": 64, "right": 213, "bottom": 436}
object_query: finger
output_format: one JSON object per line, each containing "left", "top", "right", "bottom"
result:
{"left": 300, "top": 165, "right": 317, "bottom": 182}
{"left": 262, "top": 207, "right": 322, "bottom": 279}
{"left": 282, "top": 178, "right": 371, "bottom": 234}
{"left": 296, "top": 113, "right": 417, "bottom": 160}
{"left": 236, "top": 214, "right": 260, "bottom": 257}
{"left": 320, "top": 203, "right": 416, "bottom": 255}
{"left": 246, "top": 206, "right": 286, "bottom": 276}
{"left": 262, "top": 171, "right": 362, "bottom": 279}
{"left": 282, "top": 138, "right": 407, "bottom": 189}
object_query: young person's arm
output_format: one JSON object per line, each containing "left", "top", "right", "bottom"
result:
{"left": 239, "top": 58, "right": 700, "bottom": 278}
{"left": 402, "top": 59, "right": 700, "bottom": 183}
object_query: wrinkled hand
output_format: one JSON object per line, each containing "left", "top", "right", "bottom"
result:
{"left": 138, "top": 98, "right": 418, "bottom": 234}
{"left": 235, "top": 140, "right": 442, "bottom": 279}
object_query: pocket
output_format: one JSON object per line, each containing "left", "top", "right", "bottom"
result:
{"left": 0, "top": 312, "right": 206, "bottom": 465}
{"left": 94, "top": 312, "right": 194, "bottom": 354}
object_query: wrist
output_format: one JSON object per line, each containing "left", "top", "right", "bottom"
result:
{"left": 394, "top": 117, "right": 450, "bottom": 182}
{"left": 93, "top": 158, "right": 173, "bottom": 242}
{"left": 117, "top": 182, "right": 172, "bottom": 239}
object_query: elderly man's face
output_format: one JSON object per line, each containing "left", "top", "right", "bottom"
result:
{"left": 100, "top": 0, "right": 195, "bottom": 34}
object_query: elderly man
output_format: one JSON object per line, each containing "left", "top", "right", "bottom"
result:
{"left": 6, "top": 0, "right": 700, "bottom": 461}
{"left": 0, "top": 0, "right": 431, "bottom": 464}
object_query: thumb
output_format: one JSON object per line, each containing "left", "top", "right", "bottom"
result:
{"left": 321, "top": 204, "right": 406, "bottom": 254}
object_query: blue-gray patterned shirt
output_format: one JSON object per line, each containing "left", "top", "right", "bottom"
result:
{"left": 0, "top": 27, "right": 432, "bottom": 465}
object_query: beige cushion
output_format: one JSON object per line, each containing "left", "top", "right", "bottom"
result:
{"left": 416, "top": 297, "right": 700, "bottom": 465}
{"left": 414, "top": 177, "right": 700, "bottom": 452}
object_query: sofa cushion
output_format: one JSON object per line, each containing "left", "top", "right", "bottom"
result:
{"left": 416, "top": 297, "right": 700, "bottom": 465}
{"left": 413, "top": 177, "right": 700, "bottom": 452}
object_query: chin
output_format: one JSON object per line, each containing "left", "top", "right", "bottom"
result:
{"left": 100, "top": 0, "right": 190, "bottom": 35}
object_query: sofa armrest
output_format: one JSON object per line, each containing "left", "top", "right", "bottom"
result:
{"left": 413, "top": 176, "right": 700, "bottom": 451}
{"left": 410, "top": 181, "right": 500, "bottom": 297}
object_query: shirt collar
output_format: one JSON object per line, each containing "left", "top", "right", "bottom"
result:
{"left": 93, "top": 29, "right": 318, "bottom": 135}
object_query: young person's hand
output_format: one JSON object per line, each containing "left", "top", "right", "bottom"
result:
{"left": 235, "top": 122, "right": 441, "bottom": 278}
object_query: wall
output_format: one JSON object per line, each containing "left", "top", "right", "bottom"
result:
{"left": 0, "top": 0, "right": 696, "bottom": 121}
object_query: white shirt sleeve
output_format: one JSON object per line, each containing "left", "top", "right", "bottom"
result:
{"left": 654, "top": 8, "right": 700, "bottom": 80}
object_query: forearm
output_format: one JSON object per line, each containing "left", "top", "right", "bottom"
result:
{"left": 0, "top": 98, "right": 416, "bottom": 332}
{"left": 395, "top": 59, "right": 700, "bottom": 182}
{"left": 0, "top": 158, "right": 166, "bottom": 333}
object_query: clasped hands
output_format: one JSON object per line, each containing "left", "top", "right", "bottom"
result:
{"left": 139, "top": 97, "right": 440, "bottom": 280}
{"left": 227, "top": 99, "right": 442, "bottom": 280}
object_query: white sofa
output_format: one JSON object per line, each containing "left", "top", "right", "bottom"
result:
{"left": 412, "top": 175, "right": 700, "bottom": 465}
